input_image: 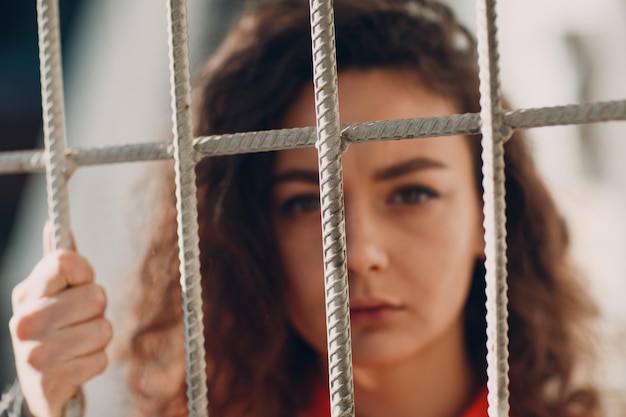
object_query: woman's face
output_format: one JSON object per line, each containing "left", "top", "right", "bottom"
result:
{"left": 272, "top": 69, "right": 484, "bottom": 366}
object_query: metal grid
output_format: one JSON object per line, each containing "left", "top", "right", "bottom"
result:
{"left": 1, "top": 0, "right": 625, "bottom": 416}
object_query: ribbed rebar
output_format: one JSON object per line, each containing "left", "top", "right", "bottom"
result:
{"left": 37, "top": 0, "right": 72, "bottom": 251}
{"left": 194, "top": 126, "right": 317, "bottom": 155}
{"left": 166, "top": 0, "right": 208, "bottom": 416}
{"left": 0, "top": 150, "right": 47, "bottom": 175}
{"left": 475, "top": 0, "right": 510, "bottom": 416}
{"left": 36, "top": 0, "right": 83, "bottom": 416}
{"left": 308, "top": 1, "right": 355, "bottom": 417}
{"left": 68, "top": 142, "right": 172, "bottom": 166}
{"left": 2, "top": 101, "right": 626, "bottom": 175}
{"left": 0, "top": 143, "right": 172, "bottom": 175}
{"left": 506, "top": 100, "right": 626, "bottom": 129}
{"left": 343, "top": 113, "right": 481, "bottom": 142}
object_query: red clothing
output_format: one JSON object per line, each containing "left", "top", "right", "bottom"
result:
{"left": 302, "top": 386, "right": 489, "bottom": 417}
{"left": 463, "top": 388, "right": 489, "bottom": 417}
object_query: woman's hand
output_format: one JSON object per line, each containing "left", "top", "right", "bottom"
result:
{"left": 8, "top": 226, "right": 112, "bottom": 417}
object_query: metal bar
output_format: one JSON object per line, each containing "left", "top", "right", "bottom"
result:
{"left": 475, "top": 0, "right": 510, "bottom": 415}
{"left": 0, "top": 143, "right": 172, "bottom": 175}
{"left": 2, "top": 100, "right": 626, "bottom": 175}
{"left": 36, "top": 0, "right": 84, "bottom": 416}
{"left": 308, "top": 1, "right": 355, "bottom": 417}
{"left": 165, "top": 0, "right": 208, "bottom": 416}
{"left": 505, "top": 100, "right": 626, "bottom": 130}
{"left": 37, "top": 0, "right": 72, "bottom": 251}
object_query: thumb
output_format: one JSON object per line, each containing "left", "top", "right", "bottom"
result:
{"left": 43, "top": 220, "right": 77, "bottom": 255}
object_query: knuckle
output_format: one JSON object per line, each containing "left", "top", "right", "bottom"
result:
{"left": 25, "top": 343, "right": 48, "bottom": 370}
{"left": 100, "top": 319, "right": 113, "bottom": 344}
{"left": 55, "top": 251, "right": 94, "bottom": 286}
{"left": 94, "top": 352, "right": 108, "bottom": 375}
{"left": 11, "top": 312, "right": 36, "bottom": 341}
{"left": 83, "top": 258, "right": 95, "bottom": 282}
{"left": 90, "top": 285, "right": 107, "bottom": 311}
{"left": 9, "top": 301, "right": 51, "bottom": 341}
{"left": 54, "top": 250, "right": 75, "bottom": 279}
{"left": 11, "top": 281, "right": 27, "bottom": 308}
{"left": 8, "top": 315, "right": 19, "bottom": 338}
{"left": 74, "top": 353, "right": 108, "bottom": 381}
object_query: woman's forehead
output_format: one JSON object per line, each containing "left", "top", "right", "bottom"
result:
{"left": 280, "top": 68, "right": 460, "bottom": 129}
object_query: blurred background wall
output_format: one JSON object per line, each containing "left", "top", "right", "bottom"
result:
{"left": 1, "top": 0, "right": 625, "bottom": 415}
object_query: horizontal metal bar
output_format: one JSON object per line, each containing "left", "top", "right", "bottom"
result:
{"left": 0, "top": 150, "right": 47, "bottom": 174}
{"left": 343, "top": 113, "right": 481, "bottom": 143}
{"left": 505, "top": 100, "right": 626, "bottom": 130}
{"left": 1, "top": 99, "right": 625, "bottom": 175}
{"left": 0, "top": 143, "right": 173, "bottom": 174}
{"left": 194, "top": 126, "right": 317, "bottom": 155}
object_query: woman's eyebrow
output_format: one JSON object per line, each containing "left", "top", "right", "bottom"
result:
{"left": 373, "top": 157, "right": 447, "bottom": 181}
{"left": 272, "top": 169, "right": 319, "bottom": 185}
{"left": 272, "top": 157, "right": 446, "bottom": 185}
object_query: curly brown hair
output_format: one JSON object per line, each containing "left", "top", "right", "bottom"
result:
{"left": 123, "top": 1, "right": 600, "bottom": 416}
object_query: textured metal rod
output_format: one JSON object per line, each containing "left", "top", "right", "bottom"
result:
{"left": 36, "top": 0, "right": 84, "bottom": 416}
{"left": 0, "top": 150, "right": 47, "bottom": 174}
{"left": 166, "top": 0, "right": 208, "bottom": 416}
{"left": 308, "top": 1, "right": 355, "bottom": 417}
{"left": 505, "top": 100, "right": 626, "bottom": 130}
{"left": 475, "top": 0, "right": 510, "bottom": 416}
{"left": 194, "top": 126, "right": 318, "bottom": 155}
{"left": 2, "top": 100, "right": 626, "bottom": 175}
{"left": 0, "top": 143, "right": 172, "bottom": 175}
{"left": 343, "top": 113, "right": 481, "bottom": 143}
{"left": 37, "top": 0, "right": 72, "bottom": 251}
{"left": 68, "top": 142, "right": 173, "bottom": 166}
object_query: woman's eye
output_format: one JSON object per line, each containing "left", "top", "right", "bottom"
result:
{"left": 389, "top": 186, "right": 439, "bottom": 205}
{"left": 281, "top": 195, "right": 321, "bottom": 215}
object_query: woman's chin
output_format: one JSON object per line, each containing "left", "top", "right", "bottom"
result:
{"left": 351, "top": 336, "right": 419, "bottom": 368}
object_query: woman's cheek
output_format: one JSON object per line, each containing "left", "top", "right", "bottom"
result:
{"left": 278, "top": 221, "right": 328, "bottom": 350}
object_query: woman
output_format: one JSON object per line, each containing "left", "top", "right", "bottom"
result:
{"left": 5, "top": 0, "right": 599, "bottom": 416}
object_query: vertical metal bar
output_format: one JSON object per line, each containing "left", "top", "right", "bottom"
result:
{"left": 308, "top": 1, "right": 355, "bottom": 417}
{"left": 37, "top": 0, "right": 72, "bottom": 250}
{"left": 166, "top": 1, "right": 208, "bottom": 416}
{"left": 475, "top": 0, "right": 511, "bottom": 416}
{"left": 36, "top": 1, "right": 83, "bottom": 416}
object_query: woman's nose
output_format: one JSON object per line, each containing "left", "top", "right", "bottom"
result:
{"left": 344, "top": 203, "right": 390, "bottom": 276}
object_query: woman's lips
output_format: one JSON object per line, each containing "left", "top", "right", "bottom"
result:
{"left": 349, "top": 298, "right": 403, "bottom": 326}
